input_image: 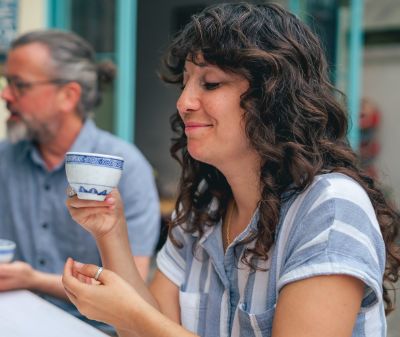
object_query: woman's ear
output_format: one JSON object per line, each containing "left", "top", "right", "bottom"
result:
{"left": 58, "top": 81, "right": 82, "bottom": 114}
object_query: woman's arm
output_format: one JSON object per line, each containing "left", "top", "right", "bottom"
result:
{"left": 133, "top": 256, "right": 151, "bottom": 281}
{"left": 66, "top": 190, "right": 158, "bottom": 306}
{"left": 64, "top": 189, "right": 185, "bottom": 336}
{"left": 272, "top": 274, "right": 364, "bottom": 337}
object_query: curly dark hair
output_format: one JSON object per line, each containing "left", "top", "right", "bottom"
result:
{"left": 162, "top": 2, "right": 400, "bottom": 313}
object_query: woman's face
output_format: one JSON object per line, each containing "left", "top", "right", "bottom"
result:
{"left": 177, "top": 55, "right": 256, "bottom": 168}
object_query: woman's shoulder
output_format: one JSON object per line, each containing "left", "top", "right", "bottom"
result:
{"left": 310, "top": 172, "right": 366, "bottom": 194}
{"left": 280, "top": 172, "right": 381, "bottom": 246}
{"left": 277, "top": 172, "right": 386, "bottom": 303}
{"left": 302, "top": 172, "right": 374, "bottom": 214}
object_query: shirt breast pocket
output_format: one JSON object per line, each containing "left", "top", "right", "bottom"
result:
{"left": 237, "top": 302, "right": 276, "bottom": 336}
{"left": 179, "top": 289, "right": 208, "bottom": 334}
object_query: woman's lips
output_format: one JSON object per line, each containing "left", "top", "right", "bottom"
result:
{"left": 184, "top": 122, "right": 212, "bottom": 133}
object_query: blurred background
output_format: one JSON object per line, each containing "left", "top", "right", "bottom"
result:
{"left": 0, "top": 0, "right": 399, "bottom": 334}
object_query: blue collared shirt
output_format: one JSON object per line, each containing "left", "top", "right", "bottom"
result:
{"left": 0, "top": 119, "right": 160, "bottom": 331}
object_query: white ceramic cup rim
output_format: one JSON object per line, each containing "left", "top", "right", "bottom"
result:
{"left": 66, "top": 152, "right": 124, "bottom": 161}
{"left": 0, "top": 239, "right": 16, "bottom": 249}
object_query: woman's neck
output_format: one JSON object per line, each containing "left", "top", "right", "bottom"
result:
{"left": 221, "top": 153, "right": 262, "bottom": 248}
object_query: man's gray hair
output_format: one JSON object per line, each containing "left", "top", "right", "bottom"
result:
{"left": 11, "top": 29, "right": 115, "bottom": 119}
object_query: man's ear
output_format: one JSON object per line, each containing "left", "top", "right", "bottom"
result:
{"left": 58, "top": 81, "right": 82, "bottom": 114}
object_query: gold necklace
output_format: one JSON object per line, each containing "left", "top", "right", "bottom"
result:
{"left": 225, "top": 201, "right": 234, "bottom": 247}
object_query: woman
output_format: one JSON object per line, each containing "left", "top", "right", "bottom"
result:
{"left": 62, "top": 3, "right": 400, "bottom": 337}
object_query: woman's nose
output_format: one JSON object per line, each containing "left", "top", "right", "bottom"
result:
{"left": 176, "top": 84, "right": 200, "bottom": 115}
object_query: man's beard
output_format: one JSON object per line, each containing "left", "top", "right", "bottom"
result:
{"left": 7, "top": 119, "right": 29, "bottom": 143}
{"left": 6, "top": 115, "right": 58, "bottom": 144}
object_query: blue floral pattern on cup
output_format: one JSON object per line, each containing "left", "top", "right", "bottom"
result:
{"left": 66, "top": 154, "right": 123, "bottom": 170}
{"left": 79, "top": 186, "right": 108, "bottom": 196}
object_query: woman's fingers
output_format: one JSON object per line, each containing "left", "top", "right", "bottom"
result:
{"left": 62, "top": 258, "right": 80, "bottom": 302}
{"left": 108, "top": 188, "right": 121, "bottom": 200}
{"left": 64, "top": 285, "right": 78, "bottom": 302}
{"left": 76, "top": 272, "right": 92, "bottom": 284}
{"left": 65, "top": 188, "right": 119, "bottom": 208}
{"left": 72, "top": 261, "right": 110, "bottom": 284}
{"left": 68, "top": 206, "right": 112, "bottom": 220}
{"left": 66, "top": 186, "right": 77, "bottom": 198}
{"left": 67, "top": 198, "right": 111, "bottom": 209}
{"left": 63, "top": 258, "right": 136, "bottom": 328}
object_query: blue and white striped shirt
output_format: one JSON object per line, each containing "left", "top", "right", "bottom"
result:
{"left": 157, "top": 173, "right": 386, "bottom": 337}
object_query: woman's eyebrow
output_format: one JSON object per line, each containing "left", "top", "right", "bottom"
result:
{"left": 184, "top": 58, "right": 209, "bottom": 68}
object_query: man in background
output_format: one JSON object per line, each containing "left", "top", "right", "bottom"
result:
{"left": 0, "top": 30, "right": 160, "bottom": 333}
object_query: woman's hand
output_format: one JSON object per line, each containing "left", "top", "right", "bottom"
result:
{"left": 63, "top": 259, "right": 198, "bottom": 337}
{"left": 62, "top": 258, "right": 140, "bottom": 331}
{"left": 66, "top": 189, "right": 125, "bottom": 239}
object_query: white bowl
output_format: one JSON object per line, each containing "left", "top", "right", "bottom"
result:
{"left": 65, "top": 152, "right": 124, "bottom": 201}
{"left": 0, "top": 239, "right": 16, "bottom": 263}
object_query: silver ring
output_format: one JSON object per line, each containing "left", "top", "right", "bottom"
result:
{"left": 94, "top": 267, "right": 103, "bottom": 281}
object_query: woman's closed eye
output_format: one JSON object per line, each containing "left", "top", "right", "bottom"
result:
{"left": 203, "top": 82, "right": 220, "bottom": 90}
{"left": 179, "top": 81, "right": 221, "bottom": 91}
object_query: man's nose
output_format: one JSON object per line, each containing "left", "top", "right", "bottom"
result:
{"left": 0, "top": 84, "right": 15, "bottom": 102}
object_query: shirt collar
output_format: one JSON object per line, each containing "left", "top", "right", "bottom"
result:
{"left": 16, "top": 140, "right": 33, "bottom": 162}
{"left": 196, "top": 189, "right": 296, "bottom": 247}
{"left": 12, "top": 140, "right": 45, "bottom": 170}
{"left": 68, "top": 118, "right": 98, "bottom": 153}
{"left": 198, "top": 205, "right": 260, "bottom": 247}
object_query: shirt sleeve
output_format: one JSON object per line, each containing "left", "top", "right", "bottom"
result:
{"left": 156, "top": 222, "right": 189, "bottom": 287}
{"left": 277, "top": 175, "right": 386, "bottom": 310}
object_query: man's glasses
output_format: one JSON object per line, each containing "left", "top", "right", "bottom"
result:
{"left": 1, "top": 76, "right": 68, "bottom": 97}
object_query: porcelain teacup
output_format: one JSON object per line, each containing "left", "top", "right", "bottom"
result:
{"left": 65, "top": 152, "right": 124, "bottom": 201}
{"left": 0, "top": 239, "right": 16, "bottom": 263}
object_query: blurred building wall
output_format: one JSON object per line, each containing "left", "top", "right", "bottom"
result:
{"left": 363, "top": 47, "right": 400, "bottom": 205}
{"left": 0, "top": 0, "right": 46, "bottom": 140}
{"left": 363, "top": 0, "right": 400, "bottom": 207}
{"left": 363, "top": 2, "right": 400, "bottom": 333}
{"left": 364, "top": 0, "right": 400, "bottom": 29}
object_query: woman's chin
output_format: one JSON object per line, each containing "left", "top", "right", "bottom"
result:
{"left": 187, "top": 146, "right": 213, "bottom": 165}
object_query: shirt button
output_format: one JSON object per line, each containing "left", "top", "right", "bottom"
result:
{"left": 39, "top": 259, "right": 46, "bottom": 266}
{"left": 42, "top": 223, "right": 49, "bottom": 229}
{"left": 44, "top": 184, "right": 51, "bottom": 191}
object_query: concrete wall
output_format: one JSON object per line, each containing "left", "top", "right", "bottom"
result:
{"left": 363, "top": 45, "right": 400, "bottom": 337}
{"left": 363, "top": 46, "right": 400, "bottom": 206}
{"left": 364, "top": 0, "right": 400, "bottom": 29}
{"left": 362, "top": 0, "right": 400, "bottom": 209}
{"left": 362, "top": 4, "right": 400, "bottom": 332}
{"left": 0, "top": 0, "right": 46, "bottom": 140}
{"left": 18, "top": 0, "right": 46, "bottom": 33}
